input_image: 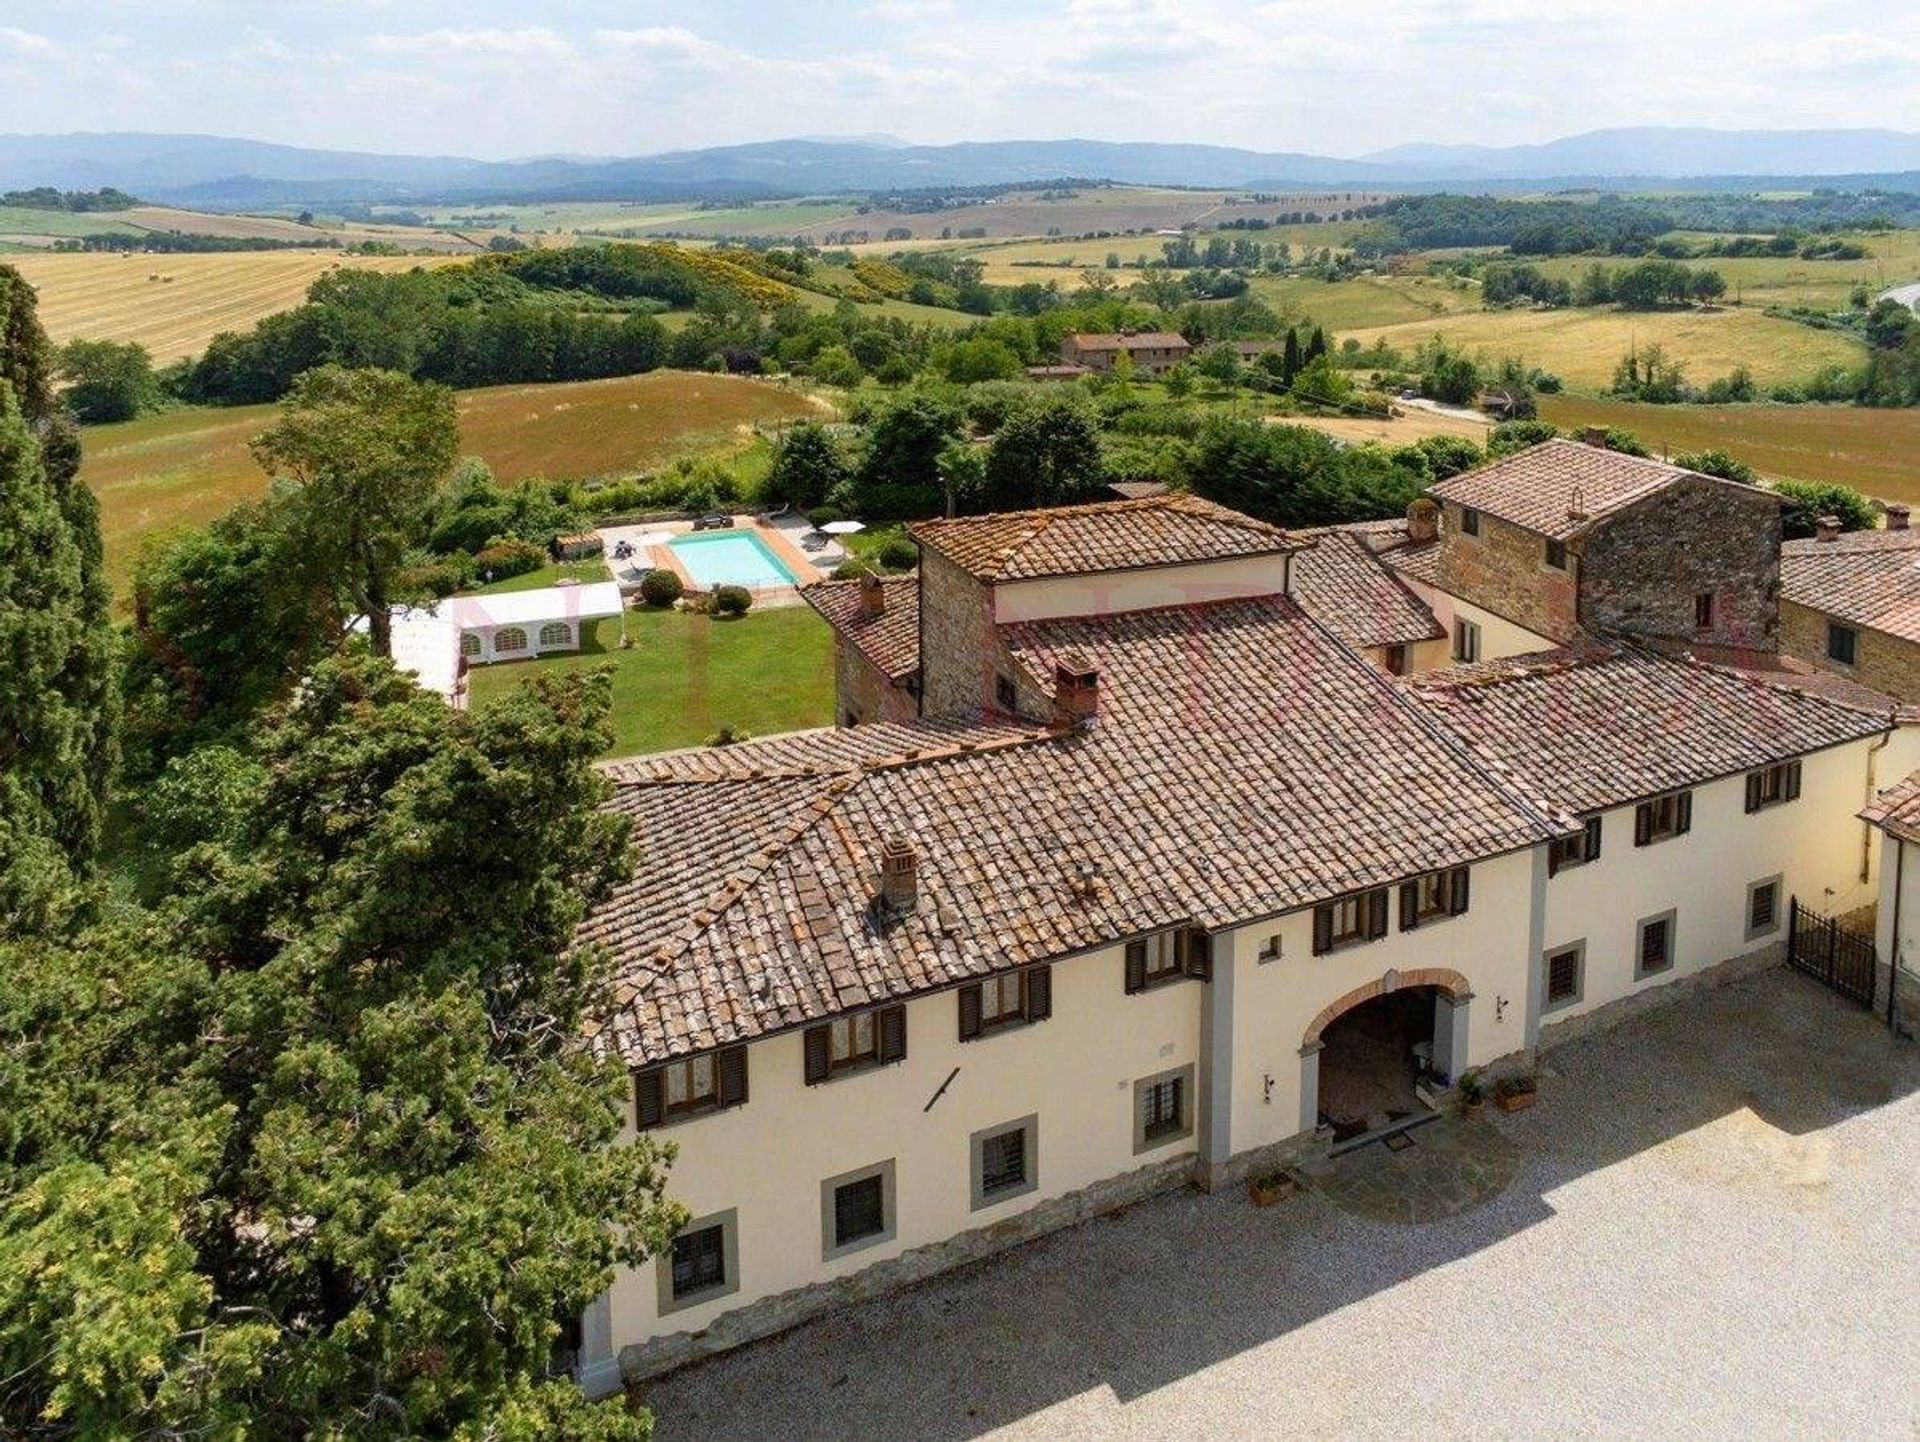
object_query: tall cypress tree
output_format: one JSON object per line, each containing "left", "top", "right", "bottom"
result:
{"left": 0, "top": 265, "right": 117, "bottom": 927}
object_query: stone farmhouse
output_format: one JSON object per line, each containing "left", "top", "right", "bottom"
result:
{"left": 1058, "top": 329, "right": 1192, "bottom": 376}
{"left": 1780, "top": 506, "right": 1920, "bottom": 701}
{"left": 566, "top": 439, "right": 1920, "bottom": 1393}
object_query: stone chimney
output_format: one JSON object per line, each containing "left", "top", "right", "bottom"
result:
{"left": 878, "top": 834, "right": 917, "bottom": 914}
{"left": 1888, "top": 503, "right": 1911, "bottom": 532}
{"left": 1405, "top": 497, "right": 1439, "bottom": 544}
{"left": 1581, "top": 426, "right": 1610, "bottom": 449}
{"left": 1815, "top": 515, "right": 1842, "bottom": 543}
{"left": 859, "top": 570, "right": 886, "bottom": 618}
{"left": 1052, "top": 654, "right": 1099, "bottom": 730}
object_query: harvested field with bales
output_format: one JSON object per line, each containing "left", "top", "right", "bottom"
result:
{"left": 10, "top": 249, "right": 467, "bottom": 361}
{"left": 79, "top": 371, "right": 826, "bottom": 593}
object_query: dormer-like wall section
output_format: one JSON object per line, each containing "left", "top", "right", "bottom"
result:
{"left": 991, "top": 553, "right": 1292, "bottom": 625}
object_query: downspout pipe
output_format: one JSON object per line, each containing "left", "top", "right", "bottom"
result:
{"left": 1890, "top": 837, "right": 1904, "bottom": 1032}
{"left": 1863, "top": 728, "right": 1891, "bottom": 884}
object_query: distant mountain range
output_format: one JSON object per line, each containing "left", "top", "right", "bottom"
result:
{"left": 7, "top": 127, "right": 1920, "bottom": 209}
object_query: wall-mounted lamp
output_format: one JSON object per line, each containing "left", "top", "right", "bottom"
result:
{"left": 1262, "top": 1071, "right": 1275, "bottom": 1105}
{"left": 1496, "top": 994, "right": 1509, "bottom": 1023}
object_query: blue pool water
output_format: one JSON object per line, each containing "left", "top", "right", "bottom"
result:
{"left": 668, "top": 529, "right": 799, "bottom": 588}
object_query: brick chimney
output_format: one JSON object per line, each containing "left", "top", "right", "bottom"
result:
{"left": 1815, "top": 515, "right": 1842, "bottom": 542}
{"left": 1405, "top": 497, "right": 1439, "bottom": 544}
{"left": 1888, "top": 503, "right": 1911, "bottom": 532}
{"left": 878, "top": 834, "right": 917, "bottom": 914}
{"left": 1581, "top": 426, "right": 1609, "bottom": 449}
{"left": 859, "top": 571, "right": 886, "bottom": 618}
{"left": 1052, "top": 654, "right": 1099, "bottom": 730}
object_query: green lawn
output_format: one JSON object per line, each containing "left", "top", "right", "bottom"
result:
{"left": 464, "top": 606, "right": 836, "bottom": 757}
{"left": 472, "top": 560, "right": 611, "bottom": 594}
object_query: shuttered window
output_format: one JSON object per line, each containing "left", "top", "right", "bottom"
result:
{"left": 958, "top": 965, "right": 1052, "bottom": 1041}
{"left": 1633, "top": 790, "right": 1691, "bottom": 847}
{"left": 833, "top": 1174, "right": 886, "bottom": 1248}
{"left": 1312, "top": 887, "right": 1390, "bottom": 955}
{"left": 634, "top": 1044, "right": 748, "bottom": 1129}
{"left": 1744, "top": 760, "right": 1802, "bottom": 813}
{"left": 1452, "top": 617, "right": 1481, "bottom": 664}
{"left": 670, "top": 1224, "right": 727, "bottom": 1300}
{"left": 803, "top": 1004, "right": 906, "bottom": 1084}
{"left": 1399, "top": 866, "right": 1470, "bottom": 930}
{"left": 979, "top": 1130, "right": 1026, "bottom": 1196}
{"left": 1123, "top": 929, "right": 1212, "bottom": 993}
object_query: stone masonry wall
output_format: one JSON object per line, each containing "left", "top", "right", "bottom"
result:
{"left": 917, "top": 548, "right": 1002, "bottom": 717}
{"left": 1434, "top": 503, "right": 1579, "bottom": 641}
{"left": 1781, "top": 598, "right": 1920, "bottom": 703}
{"left": 834, "top": 640, "right": 918, "bottom": 727}
{"left": 1578, "top": 477, "right": 1780, "bottom": 648}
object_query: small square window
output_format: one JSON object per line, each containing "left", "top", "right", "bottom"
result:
{"left": 1452, "top": 617, "right": 1481, "bottom": 664}
{"left": 1746, "top": 875, "right": 1782, "bottom": 941}
{"left": 1543, "top": 942, "right": 1585, "bottom": 1012}
{"left": 1636, "top": 910, "right": 1677, "bottom": 979}
{"left": 970, "top": 1115, "right": 1038, "bottom": 1210}
{"left": 1133, "top": 1064, "right": 1195, "bottom": 1154}
{"left": 1381, "top": 643, "right": 1408, "bottom": 676}
{"left": 1461, "top": 506, "right": 1481, "bottom": 537}
{"left": 995, "top": 674, "right": 1018, "bottom": 709}
{"left": 657, "top": 1208, "right": 739, "bottom": 1315}
{"left": 1256, "top": 933, "right": 1282, "bottom": 963}
{"left": 821, "top": 1160, "right": 896, "bottom": 1261}
{"left": 1827, "top": 622, "right": 1858, "bottom": 666}
{"left": 1694, "top": 592, "right": 1715, "bottom": 630}
{"left": 1545, "top": 539, "right": 1567, "bottom": 570}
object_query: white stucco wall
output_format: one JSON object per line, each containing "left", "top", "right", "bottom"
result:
{"left": 1395, "top": 576, "right": 1556, "bottom": 662}
{"left": 1541, "top": 739, "right": 1884, "bottom": 1024}
{"left": 992, "top": 555, "right": 1289, "bottom": 624}
{"left": 604, "top": 940, "right": 1204, "bottom": 1352}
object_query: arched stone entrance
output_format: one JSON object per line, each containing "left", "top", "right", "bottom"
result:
{"left": 1297, "top": 968, "right": 1474, "bottom": 1139}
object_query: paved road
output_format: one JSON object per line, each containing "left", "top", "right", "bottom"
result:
{"left": 641, "top": 969, "right": 1920, "bottom": 1440}
{"left": 1881, "top": 282, "right": 1920, "bottom": 310}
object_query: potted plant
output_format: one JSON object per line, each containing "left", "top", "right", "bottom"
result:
{"left": 1456, "top": 1068, "right": 1486, "bottom": 1119}
{"left": 1493, "top": 1073, "right": 1539, "bottom": 1113}
{"left": 1247, "top": 1169, "right": 1296, "bottom": 1207}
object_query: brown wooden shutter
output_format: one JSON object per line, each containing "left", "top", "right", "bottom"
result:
{"left": 634, "top": 1067, "right": 665, "bottom": 1130}
{"left": 1183, "top": 928, "right": 1212, "bottom": 982}
{"left": 1025, "top": 965, "right": 1052, "bottom": 1021}
{"left": 803, "top": 1024, "right": 831, "bottom": 1085}
{"left": 1398, "top": 881, "right": 1420, "bottom": 931}
{"left": 1785, "top": 761, "right": 1801, "bottom": 800}
{"left": 716, "top": 1045, "right": 749, "bottom": 1107}
{"left": 1547, "top": 842, "right": 1561, "bottom": 879}
{"left": 1745, "top": 771, "right": 1762, "bottom": 813}
{"left": 1366, "top": 888, "right": 1389, "bottom": 939}
{"left": 1312, "top": 905, "right": 1333, "bottom": 955}
{"left": 1634, "top": 802, "right": 1652, "bottom": 846}
{"left": 1584, "top": 815, "right": 1602, "bottom": 861}
{"left": 957, "top": 984, "right": 983, "bottom": 1041}
{"left": 1124, "top": 938, "right": 1147, "bottom": 993}
{"left": 877, "top": 1004, "right": 907, "bottom": 1064}
{"left": 1675, "top": 790, "right": 1692, "bottom": 835}
{"left": 1449, "top": 866, "right": 1470, "bottom": 916}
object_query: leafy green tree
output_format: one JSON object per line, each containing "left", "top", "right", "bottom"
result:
{"left": 1184, "top": 418, "right": 1424, "bottom": 528}
{"left": 1419, "top": 340, "right": 1481, "bottom": 405}
{"left": 1403, "top": 434, "right": 1484, "bottom": 479}
{"left": 250, "top": 365, "right": 459, "bottom": 656}
{"left": 0, "top": 659, "right": 679, "bottom": 1436}
{"left": 55, "top": 338, "right": 161, "bottom": 423}
{"left": 934, "top": 337, "right": 1022, "bottom": 384}
{"left": 1194, "top": 343, "right": 1242, "bottom": 390}
{"left": 853, "top": 388, "right": 964, "bottom": 519}
{"left": 809, "top": 344, "right": 863, "bottom": 388}
{"left": 981, "top": 397, "right": 1106, "bottom": 512}
{"left": 1672, "top": 449, "right": 1757, "bottom": 483}
{"left": 765, "top": 423, "right": 849, "bottom": 511}
{"left": 936, "top": 438, "right": 986, "bottom": 517}
{"left": 1290, "top": 353, "right": 1352, "bottom": 408}
{"left": 1773, "top": 478, "right": 1877, "bottom": 538}
{"left": 1487, "top": 419, "right": 1560, "bottom": 455}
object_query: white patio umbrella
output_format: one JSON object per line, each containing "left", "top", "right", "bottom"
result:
{"left": 820, "top": 520, "right": 866, "bottom": 536}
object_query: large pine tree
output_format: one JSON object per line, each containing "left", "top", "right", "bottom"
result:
{"left": 0, "top": 265, "right": 117, "bottom": 928}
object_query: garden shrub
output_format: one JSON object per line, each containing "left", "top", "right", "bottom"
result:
{"left": 830, "top": 559, "right": 873, "bottom": 580}
{"left": 876, "top": 535, "right": 919, "bottom": 571}
{"left": 712, "top": 584, "right": 753, "bottom": 617}
{"left": 472, "top": 537, "right": 547, "bottom": 580}
{"left": 639, "top": 567, "right": 684, "bottom": 607}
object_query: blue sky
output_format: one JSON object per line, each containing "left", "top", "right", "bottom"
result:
{"left": 2, "top": 1, "right": 1916, "bottom": 158}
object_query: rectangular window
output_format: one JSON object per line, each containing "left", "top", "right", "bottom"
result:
{"left": 1123, "top": 929, "right": 1211, "bottom": 993}
{"left": 1256, "top": 933, "right": 1282, "bottom": 963}
{"left": 803, "top": 1005, "right": 906, "bottom": 1084}
{"left": 1460, "top": 506, "right": 1481, "bottom": 537}
{"left": 821, "top": 1160, "right": 896, "bottom": 1261}
{"left": 1694, "top": 592, "right": 1715, "bottom": 630}
{"left": 1312, "top": 887, "right": 1389, "bottom": 954}
{"left": 1633, "top": 790, "right": 1692, "bottom": 847}
{"left": 1746, "top": 876, "right": 1782, "bottom": 941}
{"left": 1399, "top": 866, "right": 1469, "bottom": 930}
{"left": 958, "top": 964, "right": 1051, "bottom": 1040}
{"left": 1744, "top": 760, "right": 1802, "bottom": 813}
{"left": 1452, "top": 617, "right": 1481, "bottom": 664}
{"left": 1827, "top": 622, "right": 1858, "bottom": 666}
{"left": 1543, "top": 942, "right": 1585, "bottom": 1012}
{"left": 1132, "top": 1064, "right": 1195, "bottom": 1153}
{"left": 1636, "top": 910, "right": 1677, "bottom": 979}
{"left": 995, "top": 674, "right": 1018, "bottom": 709}
{"left": 1381, "top": 643, "right": 1408, "bottom": 676}
{"left": 970, "top": 1115, "right": 1038, "bottom": 1210}
{"left": 656, "top": 1208, "right": 739, "bottom": 1315}
{"left": 634, "top": 1045, "right": 748, "bottom": 1129}
{"left": 1547, "top": 816, "right": 1604, "bottom": 877}
{"left": 1545, "top": 538, "right": 1567, "bottom": 570}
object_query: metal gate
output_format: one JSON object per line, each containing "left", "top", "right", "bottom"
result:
{"left": 1786, "top": 897, "right": 1877, "bottom": 1008}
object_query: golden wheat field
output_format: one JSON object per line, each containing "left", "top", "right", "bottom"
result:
{"left": 8, "top": 249, "right": 468, "bottom": 362}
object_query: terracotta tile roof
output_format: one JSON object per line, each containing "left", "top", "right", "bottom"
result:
{"left": 1380, "top": 540, "right": 1442, "bottom": 587}
{"left": 800, "top": 576, "right": 920, "bottom": 682}
{"left": 583, "top": 596, "right": 1566, "bottom": 1063}
{"left": 1430, "top": 439, "right": 1776, "bottom": 542}
{"left": 1408, "top": 645, "right": 1892, "bottom": 815}
{"left": 598, "top": 716, "right": 1035, "bottom": 784}
{"left": 1288, "top": 528, "right": 1443, "bottom": 649}
{"left": 1861, "top": 769, "right": 1920, "bottom": 844}
{"left": 910, "top": 494, "right": 1306, "bottom": 583}
{"left": 1781, "top": 529, "right": 1920, "bottom": 643}
{"left": 1067, "top": 331, "right": 1190, "bottom": 351}
{"left": 1108, "top": 480, "right": 1171, "bottom": 499}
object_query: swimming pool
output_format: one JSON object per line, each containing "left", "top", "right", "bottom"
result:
{"left": 668, "top": 529, "right": 800, "bottom": 588}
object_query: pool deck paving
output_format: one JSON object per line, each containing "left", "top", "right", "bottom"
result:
{"left": 598, "top": 514, "right": 839, "bottom": 609}
{"left": 640, "top": 965, "right": 1920, "bottom": 1440}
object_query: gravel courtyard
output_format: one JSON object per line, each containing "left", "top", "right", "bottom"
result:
{"left": 643, "top": 968, "right": 1920, "bottom": 1440}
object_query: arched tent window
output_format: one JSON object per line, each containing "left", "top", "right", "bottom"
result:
{"left": 460, "top": 632, "right": 482, "bottom": 659}
{"left": 538, "top": 621, "right": 573, "bottom": 648}
{"left": 494, "top": 626, "right": 528, "bottom": 654}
